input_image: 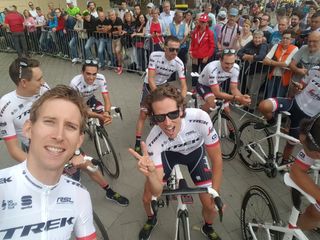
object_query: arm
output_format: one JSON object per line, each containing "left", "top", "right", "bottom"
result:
{"left": 289, "top": 59, "right": 308, "bottom": 76}
{"left": 147, "top": 69, "right": 157, "bottom": 92}
{"left": 263, "top": 57, "right": 287, "bottom": 68}
{"left": 253, "top": 44, "right": 268, "bottom": 62}
{"left": 205, "top": 144, "right": 223, "bottom": 191}
{"left": 179, "top": 78, "right": 187, "bottom": 98}
{"left": 4, "top": 139, "right": 27, "bottom": 162}
{"left": 102, "top": 93, "right": 111, "bottom": 113}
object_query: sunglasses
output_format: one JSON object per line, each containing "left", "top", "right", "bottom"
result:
{"left": 167, "top": 47, "right": 179, "bottom": 53}
{"left": 152, "top": 109, "right": 180, "bottom": 123}
{"left": 306, "top": 114, "right": 320, "bottom": 151}
{"left": 222, "top": 48, "right": 236, "bottom": 55}
{"left": 19, "top": 61, "right": 29, "bottom": 79}
{"left": 85, "top": 59, "right": 98, "bottom": 65}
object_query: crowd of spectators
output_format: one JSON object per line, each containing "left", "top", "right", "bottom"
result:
{"left": 0, "top": 0, "right": 320, "bottom": 104}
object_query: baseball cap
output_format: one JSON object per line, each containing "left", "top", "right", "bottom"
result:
{"left": 147, "top": 3, "right": 155, "bottom": 8}
{"left": 7, "top": 6, "right": 15, "bottom": 11}
{"left": 199, "top": 14, "right": 209, "bottom": 23}
{"left": 229, "top": 8, "right": 239, "bottom": 16}
{"left": 66, "top": 0, "right": 73, "bottom": 4}
{"left": 218, "top": 10, "right": 227, "bottom": 18}
{"left": 82, "top": 10, "right": 90, "bottom": 16}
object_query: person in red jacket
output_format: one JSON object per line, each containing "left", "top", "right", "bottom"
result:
{"left": 52, "top": 8, "right": 68, "bottom": 57}
{"left": 190, "top": 14, "right": 214, "bottom": 87}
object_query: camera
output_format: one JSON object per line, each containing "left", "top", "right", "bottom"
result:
{"left": 223, "top": 42, "right": 230, "bottom": 47}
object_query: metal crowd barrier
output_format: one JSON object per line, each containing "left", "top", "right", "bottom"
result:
{"left": 0, "top": 27, "right": 294, "bottom": 115}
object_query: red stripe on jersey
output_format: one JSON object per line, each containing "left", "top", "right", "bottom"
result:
{"left": 148, "top": 68, "right": 155, "bottom": 70}
{"left": 155, "top": 164, "right": 163, "bottom": 169}
{"left": 295, "top": 158, "right": 311, "bottom": 171}
{"left": 101, "top": 92, "right": 109, "bottom": 94}
{"left": 209, "top": 84, "right": 219, "bottom": 87}
{"left": 3, "top": 135, "right": 17, "bottom": 141}
{"left": 205, "top": 141, "right": 220, "bottom": 148}
{"left": 76, "top": 232, "right": 96, "bottom": 240}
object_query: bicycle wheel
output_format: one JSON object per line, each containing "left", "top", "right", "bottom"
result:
{"left": 238, "top": 119, "right": 274, "bottom": 171}
{"left": 240, "top": 185, "right": 281, "bottom": 240}
{"left": 94, "top": 127, "right": 120, "bottom": 178}
{"left": 93, "top": 211, "right": 109, "bottom": 240}
{"left": 177, "top": 211, "right": 189, "bottom": 240}
{"left": 212, "top": 112, "right": 239, "bottom": 160}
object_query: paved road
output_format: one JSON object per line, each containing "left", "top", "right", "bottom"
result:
{"left": 0, "top": 52, "right": 318, "bottom": 240}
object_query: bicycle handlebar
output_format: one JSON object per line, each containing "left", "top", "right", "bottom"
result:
{"left": 111, "top": 106, "right": 123, "bottom": 120}
{"left": 65, "top": 155, "right": 101, "bottom": 173}
{"left": 161, "top": 179, "right": 224, "bottom": 222}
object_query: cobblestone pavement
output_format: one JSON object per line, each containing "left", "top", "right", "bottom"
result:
{"left": 0, "top": 52, "right": 318, "bottom": 240}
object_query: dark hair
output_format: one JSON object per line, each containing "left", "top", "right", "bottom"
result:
{"left": 81, "top": 61, "right": 98, "bottom": 72}
{"left": 30, "top": 85, "right": 88, "bottom": 133}
{"left": 299, "top": 115, "right": 320, "bottom": 152}
{"left": 145, "top": 85, "right": 186, "bottom": 118}
{"left": 35, "top": 7, "right": 41, "bottom": 11}
{"left": 282, "top": 29, "right": 296, "bottom": 38}
{"left": 97, "top": 6, "right": 103, "bottom": 12}
{"left": 164, "top": 35, "right": 180, "bottom": 46}
{"left": 291, "top": 10, "right": 303, "bottom": 20}
{"left": 134, "top": 4, "right": 141, "bottom": 8}
{"left": 87, "top": 1, "right": 96, "bottom": 8}
{"left": 9, "top": 58, "right": 40, "bottom": 85}
{"left": 311, "top": 10, "right": 320, "bottom": 19}
{"left": 262, "top": 13, "right": 271, "bottom": 22}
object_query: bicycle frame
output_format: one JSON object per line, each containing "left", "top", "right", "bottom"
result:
{"left": 246, "top": 112, "right": 300, "bottom": 171}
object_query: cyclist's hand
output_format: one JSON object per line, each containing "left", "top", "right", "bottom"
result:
{"left": 70, "top": 155, "right": 87, "bottom": 169}
{"left": 128, "top": 142, "right": 156, "bottom": 177}
{"left": 102, "top": 112, "right": 112, "bottom": 125}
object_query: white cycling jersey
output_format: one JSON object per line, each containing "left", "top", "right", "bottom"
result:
{"left": 295, "top": 66, "right": 320, "bottom": 117}
{"left": 146, "top": 108, "right": 220, "bottom": 167}
{"left": 144, "top": 51, "right": 186, "bottom": 85}
{"left": 70, "top": 73, "right": 108, "bottom": 102}
{"left": 0, "top": 83, "right": 50, "bottom": 146}
{"left": 197, "top": 60, "right": 239, "bottom": 87}
{"left": 0, "top": 161, "right": 96, "bottom": 240}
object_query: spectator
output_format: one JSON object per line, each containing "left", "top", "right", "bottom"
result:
{"left": 131, "top": 14, "right": 147, "bottom": 72}
{"left": 310, "top": 10, "right": 320, "bottom": 31}
{"left": 119, "top": 1, "right": 133, "bottom": 20}
{"left": 146, "top": 7, "right": 166, "bottom": 53}
{"left": 214, "top": 10, "right": 227, "bottom": 40}
{"left": 203, "top": 2, "right": 216, "bottom": 27}
{"left": 53, "top": 8, "right": 68, "bottom": 57}
{"left": 133, "top": 4, "right": 141, "bottom": 20}
{"left": 96, "top": 10, "right": 110, "bottom": 69}
{"left": 237, "top": 29, "right": 269, "bottom": 111}
{"left": 35, "top": 7, "right": 46, "bottom": 51}
{"left": 290, "top": 10, "right": 304, "bottom": 47}
{"left": 269, "top": 16, "right": 289, "bottom": 45}
{"left": 23, "top": 9, "right": 37, "bottom": 52}
{"left": 190, "top": 14, "right": 214, "bottom": 87}
{"left": 233, "top": 19, "right": 252, "bottom": 50}
{"left": 184, "top": 9, "right": 195, "bottom": 33}
{"left": 218, "top": 7, "right": 241, "bottom": 51}
{"left": 28, "top": 1, "right": 37, "bottom": 18}
{"left": 108, "top": 9, "right": 124, "bottom": 74}
{"left": 4, "top": 6, "right": 29, "bottom": 58}
{"left": 69, "top": 13, "right": 87, "bottom": 63}
{"left": 264, "top": 29, "right": 299, "bottom": 98}
{"left": 160, "top": 1, "right": 175, "bottom": 35}
{"left": 66, "top": 0, "right": 81, "bottom": 17}
{"left": 87, "top": 1, "right": 98, "bottom": 18}
{"left": 47, "top": 2, "right": 55, "bottom": 17}
{"left": 122, "top": 11, "right": 136, "bottom": 70}
{"left": 169, "top": 10, "right": 189, "bottom": 68}
{"left": 43, "top": 12, "right": 58, "bottom": 53}
{"left": 83, "top": 10, "right": 98, "bottom": 60}
{"left": 146, "top": 3, "right": 154, "bottom": 21}
{"left": 273, "top": 7, "right": 287, "bottom": 32}
{"left": 257, "top": 13, "right": 273, "bottom": 43}
{"left": 290, "top": 31, "right": 320, "bottom": 83}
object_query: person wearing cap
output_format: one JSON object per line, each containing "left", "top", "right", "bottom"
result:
{"left": 66, "top": 0, "right": 80, "bottom": 17}
{"left": 3, "top": 6, "right": 30, "bottom": 58}
{"left": 218, "top": 7, "right": 241, "bottom": 51}
{"left": 190, "top": 13, "right": 215, "bottom": 87}
{"left": 146, "top": 2, "right": 154, "bottom": 21}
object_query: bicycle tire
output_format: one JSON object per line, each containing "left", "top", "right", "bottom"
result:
{"left": 94, "top": 127, "right": 120, "bottom": 179}
{"left": 238, "top": 119, "right": 274, "bottom": 171}
{"left": 240, "top": 185, "right": 281, "bottom": 240}
{"left": 93, "top": 210, "right": 110, "bottom": 240}
{"left": 177, "top": 211, "right": 189, "bottom": 240}
{"left": 211, "top": 112, "right": 239, "bottom": 160}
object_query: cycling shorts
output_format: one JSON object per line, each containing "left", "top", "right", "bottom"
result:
{"left": 87, "top": 96, "right": 104, "bottom": 113}
{"left": 269, "top": 97, "right": 311, "bottom": 139}
{"left": 161, "top": 145, "right": 212, "bottom": 187}
{"left": 196, "top": 83, "right": 215, "bottom": 100}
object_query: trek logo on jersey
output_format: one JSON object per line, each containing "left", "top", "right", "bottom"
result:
{"left": 21, "top": 195, "right": 32, "bottom": 210}
{"left": 148, "top": 132, "right": 163, "bottom": 147}
{"left": 17, "top": 110, "right": 30, "bottom": 120}
{"left": 56, "top": 197, "right": 74, "bottom": 204}
{"left": 0, "top": 101, "right": 11, "bottom": 117}
{"left": 188, "top": 119, "right": 208, "bottom": 125}
{"left": 0, "top": 217, "right": 75, "bottom": 239}
{"left": 167, "top": 137, "right": 201, "bottom": 151}
{"left": 0, "top": 122, "right": 7, "bottom": 127}
{"left": 0, "top": 177, "right": 12, "bottom": 184}
{"left": 1, "top": 200, "right": 17, "bottom": 210}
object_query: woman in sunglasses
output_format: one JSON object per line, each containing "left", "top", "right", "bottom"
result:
{"left": 290, "top": 114, "right": 320, "bottom": 230}
{"left": 129, "top": 85, "right": 223, "bottom": 240}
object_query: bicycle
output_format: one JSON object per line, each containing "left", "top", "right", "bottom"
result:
{"left": 86, "top": 106, "right": 123, "bottom": 179}
{"left": 151, "top": 164, "right": 224, "bottom": 240}
{"left": 64, "top": 156, "right": 110, "bottom": 240}
{"left": 240, "top": 160, "right": 320, "bottom": 240}
{"left": 187, "top": 75, "right": 240, "bottom": 161}
{"left": 238, "top": 111, "right": 300, "bottom": 177}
